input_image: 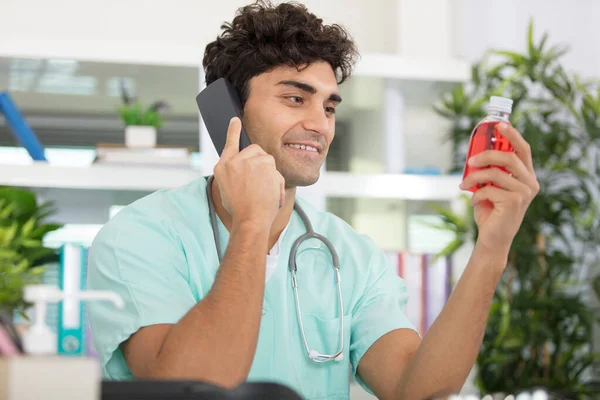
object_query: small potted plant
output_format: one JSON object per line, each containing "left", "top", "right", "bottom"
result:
{"left": 118, "top": 80, "right": 170, "bottom": 148}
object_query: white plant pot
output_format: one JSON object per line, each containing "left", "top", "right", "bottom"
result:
{"left": 125, "top": 125, "right": 157, "bottom": 148}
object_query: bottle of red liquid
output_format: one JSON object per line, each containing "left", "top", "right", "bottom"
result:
{"left": 463, "top": 96, "right": 514, "bottom": 192}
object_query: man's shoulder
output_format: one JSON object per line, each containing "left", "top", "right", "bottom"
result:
{"left": 92, "top": 177, "right": 209, "bottom": 245}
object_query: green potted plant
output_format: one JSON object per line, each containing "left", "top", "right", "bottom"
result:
{"left": 0, "top": 187, "right": 62, "bottom": 318}
{"left": 118, "top": 80, "right": 170, "bottom": 148}
{"left": 431, "top": 21, "right": 600, "bottom": 398}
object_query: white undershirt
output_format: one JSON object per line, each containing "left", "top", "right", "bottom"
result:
{"left": 264, "top": 222, "right": 290, "bottom": 283}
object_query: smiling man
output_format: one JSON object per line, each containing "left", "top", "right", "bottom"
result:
{"left": 86, "top": 2, "right": 540, "bottom": 400}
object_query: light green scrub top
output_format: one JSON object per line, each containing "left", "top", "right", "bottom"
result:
{"left": 87, "top": 177, "right": 417, "bottom": 400}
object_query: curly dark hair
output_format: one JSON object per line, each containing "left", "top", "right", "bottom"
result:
{"left": 202, "top": 0, "right": 359, "bottom": 106}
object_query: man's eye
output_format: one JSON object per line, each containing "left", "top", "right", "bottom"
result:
{"left": 325, "top": 107, "right": 336, "bottom": 115}
{"left": 288, "top": 96, "right": 303, "bottom": 104}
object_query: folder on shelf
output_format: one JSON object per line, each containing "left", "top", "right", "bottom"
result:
{"left": 23, "top": 245, "right": 98, "bottom": 358}
{"left": 0, "top": 91, "right": 47, "bottom": 161}
{"left": 58, "top": 244, "right": 88, "bottom": 356}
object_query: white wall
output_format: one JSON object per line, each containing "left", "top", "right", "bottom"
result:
{"left": 453, "top": 0, "right": 600, "bottom": 79}
{"left": 0, "top": 0, "right": 397, "bottom": 66}
{"left": 3, "top": 0, "right": 597, "bottom": 76}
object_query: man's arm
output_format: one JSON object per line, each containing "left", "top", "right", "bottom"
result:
{"left": 357, "top": 123, "right": 539, "bottom": 399}
{"left": 121, "top": 118, "right": 285, "bottom": 388}
{"left": 357, "top": 243, "right": 505, "bottom": 400}
{"left": 122, "top": 222, "right": 269, "bottom": 386}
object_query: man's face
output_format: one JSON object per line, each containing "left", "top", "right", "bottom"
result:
{"left": 242, "top": 61, "right": 341, "bottom": 188}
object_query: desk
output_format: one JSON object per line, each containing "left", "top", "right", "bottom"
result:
{"left": 0, "top": 357, "right": 303, "bottom": 400}
{"left": 102, "top": 381, "right": 303, "bottom": 400}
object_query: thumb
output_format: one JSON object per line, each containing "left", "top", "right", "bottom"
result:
{"left": 222, "top": 117, "right": 242, "bottom": 159}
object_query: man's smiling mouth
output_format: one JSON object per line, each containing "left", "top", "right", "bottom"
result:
{"left": 285, "top": 143, "right": 319, "bottom": 153}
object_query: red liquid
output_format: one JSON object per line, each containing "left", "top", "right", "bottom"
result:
{"left": 463, "top": 121, "right": 514, "bottom": 192}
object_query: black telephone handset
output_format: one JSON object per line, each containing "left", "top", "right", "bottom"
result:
{"left": 196, "top": 78, "right": 252, "bottom": 156}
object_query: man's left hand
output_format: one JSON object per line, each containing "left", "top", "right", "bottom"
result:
{"left": 459, "top": 123, "right": 540, "bottom": 256}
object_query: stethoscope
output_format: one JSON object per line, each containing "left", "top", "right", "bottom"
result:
{"left": 205, "top": 175, "right": 345, "bottom": 363}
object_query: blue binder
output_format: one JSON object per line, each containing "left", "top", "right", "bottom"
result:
{"left": 0, "top": 91, "right": 47, "bottom": 161}
{"left": 57, "top": 243, "right": 88, "bottom": 356}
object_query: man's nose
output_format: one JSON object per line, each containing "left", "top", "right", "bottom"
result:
{"left": 302, "top": 104, "right": 330, "bottom": 135}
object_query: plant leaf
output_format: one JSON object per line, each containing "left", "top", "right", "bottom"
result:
{"left": 21, "top": 217, "right": 36, "bottom": 236}
{"left": 527, "top": 18, "right": 535, "bottom": 59}
{"left": 1, "top": 223, "right": 18, "bottom": 246}
{"left": 432, "top": 237, "right": 465, "bottom": 262}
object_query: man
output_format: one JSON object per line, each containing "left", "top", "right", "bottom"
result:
{"left": 87, "top": 2, "right": 540, "bottom": 399}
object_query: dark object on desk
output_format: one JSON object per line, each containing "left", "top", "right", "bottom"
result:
{"left": 101, "top": 380, "right": 304, "bottom": 400}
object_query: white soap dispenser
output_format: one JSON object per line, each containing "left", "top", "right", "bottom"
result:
{"left": 22, "top": 284, "right": 124, "bottom": 355}
{"left": 0, "top": 285, "right": 122, "bottom": 400}
{"left": 22, "top": 285, "right": 62, "bottom": 355}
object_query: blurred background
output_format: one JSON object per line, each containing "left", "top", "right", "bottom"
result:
{"left": 0, "top": 0, "right": 599, "bottom": 398}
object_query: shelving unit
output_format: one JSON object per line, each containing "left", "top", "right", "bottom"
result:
{"left": 0, "top": 162, "right": 462, "bottom": 201}
{"left": 0, "top": 2, "right": 487, "bottom": 398}
{"left": 0, "top": 162, "right": 202, "bottom": 192}
{"left": 321, "top": 171, "right": 462, "bottom": 201}
{"left": 0, "top": 47, "right": 471, "bottom": 247}
{"left": 0, "top": 4, "right": 487, "bottom": 397}
{"left": 1, "top": 162, "right": 466, "bottom": 254}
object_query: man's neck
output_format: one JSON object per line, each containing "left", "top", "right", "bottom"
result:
{"left": 210, "top": 180, "right": 296, "bottom": 252}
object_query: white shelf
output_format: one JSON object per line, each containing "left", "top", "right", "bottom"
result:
{"left": 353, "top": 53, "right": 471, "bottom": 82}
{"left": 0, "top": 162, "right": 202, "bottom": 192}
{"left": 1, "top": 163, "right": 463, "bottom": 201}
{"left": 321, "top": 171, "right": 463, "bottom": 201}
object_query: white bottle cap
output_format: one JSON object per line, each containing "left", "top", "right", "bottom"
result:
{"left": 488, "top": 96, "right": 513, "bottom": 114}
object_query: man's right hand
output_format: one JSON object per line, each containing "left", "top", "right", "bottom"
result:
{"left": 213, "top": 117, "right": 285, "bottom": 231}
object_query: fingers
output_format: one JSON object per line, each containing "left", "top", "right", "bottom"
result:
{"left": 471, "top": 185, "right": 529, "bottom": 210}
{"left": 496, "top": 123, "right": 535, "bottom": 174}
{"left": 467, "top": 151, "right": 537, "bottom": 190}
{"left": 245, "top": 157, "right": 283, "bottom": 209}
{"left": 236, "top": 144, "right": 269, "bottom": 161}
{"left": 221, "top": 117, "right": 242, "bottom": 160}
{"left": 460, "top": 167, "right": 530, "bottom": 195}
